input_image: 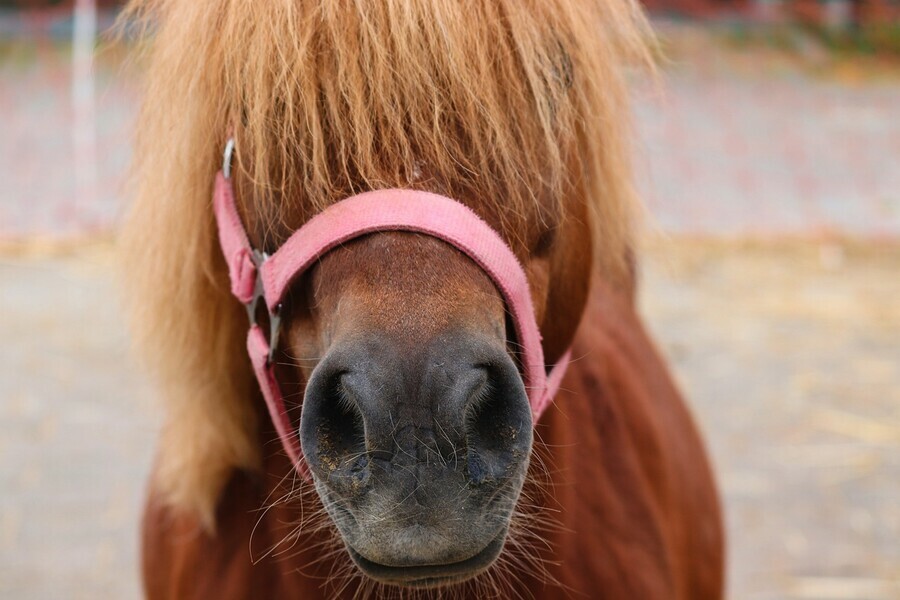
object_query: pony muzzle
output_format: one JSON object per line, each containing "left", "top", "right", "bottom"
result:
{"left": 213, "top": 140, "right": 572, "bottom": 478}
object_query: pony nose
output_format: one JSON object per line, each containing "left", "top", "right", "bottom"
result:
{"left": 299, "top": 335, "right": 533, "bottom": 486}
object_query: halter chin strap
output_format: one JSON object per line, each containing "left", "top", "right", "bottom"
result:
{"left": 213, "top": 146, "right": 571, "bottom": 478}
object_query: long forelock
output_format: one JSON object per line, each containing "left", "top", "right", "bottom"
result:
{"left": 119, "top": 0, "right": 653, "bottom": 522}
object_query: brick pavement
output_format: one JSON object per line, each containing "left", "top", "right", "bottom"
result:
{"left": 1, "top": 32, "right": 899, "bottom": 240}
{"left": 633, "top": 64, "right": 900, "bottom": 237}
{"left": 1, "top": 40, "right": 136, "bottom": 240}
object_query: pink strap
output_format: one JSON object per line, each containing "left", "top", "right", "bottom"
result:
{"left": 258, "top": 188, "right": 554, "bottom": 412}
{"left": 213, "top": 173, "right": 570, "bottom": 476}
{"left": 247, "top": 325, "right": 309, "bottom": 478}
{"left": 213, "top": 173, "right": 258, "bottom": 304}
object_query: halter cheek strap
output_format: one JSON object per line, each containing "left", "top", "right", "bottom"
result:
{"left": 213, "top": 157, "right": 571, "bottom": 478}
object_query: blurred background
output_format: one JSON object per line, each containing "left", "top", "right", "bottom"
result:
{"left": 1, "top": 1, "right": 898, "bottom": 598}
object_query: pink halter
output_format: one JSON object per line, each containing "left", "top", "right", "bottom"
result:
{"left": 213, "top": 142, "right": 570, "bottom": 478}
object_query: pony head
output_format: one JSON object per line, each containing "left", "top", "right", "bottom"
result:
{"left": 121, "top": 0, "right": 650, "bottom": 587}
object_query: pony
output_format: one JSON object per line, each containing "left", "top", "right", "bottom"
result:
{"left": 120, "top": 0, "right": 724, "bottom": 597}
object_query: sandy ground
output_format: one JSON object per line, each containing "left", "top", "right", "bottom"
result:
{"left": 640, "top": 239, "right": 900, "bottom": 599}
{"left": 1, "top": 239, "right": 898, "bottom": 599}
{"left": 0, "top": 243, "right": 155, "bottom": 600}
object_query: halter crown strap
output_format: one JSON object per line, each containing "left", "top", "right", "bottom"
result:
{"left": 214, "top": 172, "right": 258, "bottom": 304}
{"left": 213, "top": 164, "right": 571, "bottom": 478}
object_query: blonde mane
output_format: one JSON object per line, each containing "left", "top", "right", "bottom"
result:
{"left": 120, "top": 0, "right": 652, "bottom": 527}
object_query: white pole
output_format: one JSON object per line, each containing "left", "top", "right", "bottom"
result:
{"left": 72, "top": 0, "right": 98, "bottom": 230}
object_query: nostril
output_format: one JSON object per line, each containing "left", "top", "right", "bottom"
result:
{"left": 464, "top": 364, "right": 532, "bottom": 484}
{"left": 322, "top": 374, "right": 366, "bottom": 455}
{"left": 302, "top": 369, "right": 367, "bottom": 474}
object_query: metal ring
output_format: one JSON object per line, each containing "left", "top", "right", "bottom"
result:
{"left": 268, "top": 304, "right": 283, "bottom": 364}
{"left": 222, "top": 137, "right": 235, "bottom": 178}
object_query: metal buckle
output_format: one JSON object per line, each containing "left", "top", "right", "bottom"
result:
{"left": 245, "top": 251, "right": 283, "bottom": 364}
{"left": 245, "top": 249, "right": 267, "bottom": 325}
{"left": 223, "top": 137, "right": 235, "bottom": 179}
{"left": 224, "top": 138, "right": 281, "bottom": 363}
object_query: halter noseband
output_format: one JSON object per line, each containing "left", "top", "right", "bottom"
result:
{"left": 214, "top": 139, "right": 571, "bottom": 478}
